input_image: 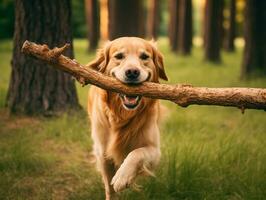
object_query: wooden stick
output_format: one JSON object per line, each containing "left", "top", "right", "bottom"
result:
{"left": 21, "top": 40, "right": 266, "bottom": 112}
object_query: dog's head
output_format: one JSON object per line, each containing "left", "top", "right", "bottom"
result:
{"left": 88, "top": 37, "right": 168, "bottom": 110}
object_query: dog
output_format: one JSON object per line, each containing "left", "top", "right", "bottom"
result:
{"left": 87, "top": 37, "right": 168, "bottom": 200}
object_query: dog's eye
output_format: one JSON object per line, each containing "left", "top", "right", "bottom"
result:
{"left": 114, "top": 53, "right": 124, "bottom": 60}
{"left": 140, "top": 53, "right": 149, "bottom": 60}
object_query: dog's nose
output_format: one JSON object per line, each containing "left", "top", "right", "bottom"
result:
{"left": 125, "top": 68, "right": 140, "bottom": 80}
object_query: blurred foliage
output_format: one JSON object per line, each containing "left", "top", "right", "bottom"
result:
{"left": 0, "top": 0, "right": 14, "bottom": 39}
{"left": 0, "top": 0, "right": 244, "bottom": 39}
{"left": 0, "top": 0, "right": 87, "bottom": 39}
{"left": 159, "top": 0, "right": 169, "bottom": 36}
{"left": 223, "top": 0, "right": 245, "bottom": 37}
{"left": 72, "top": 0, "right": 87, "bottom": 38}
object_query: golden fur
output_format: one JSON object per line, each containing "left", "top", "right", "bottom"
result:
{"left": 87, "top": 37, "right": 167, "bottom": 200}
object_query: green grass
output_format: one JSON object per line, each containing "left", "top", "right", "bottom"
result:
{"left": 0, "top": 38, "right": 265, "bottom": 200}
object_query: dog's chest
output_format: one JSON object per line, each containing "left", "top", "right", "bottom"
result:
{"left": 105, "top": 117, "right": 148, "bottom": 165}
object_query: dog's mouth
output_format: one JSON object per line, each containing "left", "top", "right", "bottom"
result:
{"left": 119, "top": 94, "right": 142, "bottom": 110}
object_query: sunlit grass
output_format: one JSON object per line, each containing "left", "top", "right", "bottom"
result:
{"left": 0, "top": 38, "right": 265, "bottom": 199}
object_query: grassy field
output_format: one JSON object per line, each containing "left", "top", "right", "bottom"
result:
{"left": 0, "top": 39, "right": 266, "bottom": 200}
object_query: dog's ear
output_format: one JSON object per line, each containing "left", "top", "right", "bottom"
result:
{"left": 149, "top": 40, "right": 168, "bottom": 81}
{"left": 86, "top": 41, "right": 112, "bottom": 73}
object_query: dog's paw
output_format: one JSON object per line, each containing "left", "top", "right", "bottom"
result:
{"left": 111, "top": 164, "right": 137, "bottom": 192}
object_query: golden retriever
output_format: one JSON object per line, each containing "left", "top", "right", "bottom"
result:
{"left": 87, "top": 37, "right": 168, "bottom": 200}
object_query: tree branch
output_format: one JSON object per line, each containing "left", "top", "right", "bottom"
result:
{"left": 21, "top": 40, "right": 266, "bottom": 112}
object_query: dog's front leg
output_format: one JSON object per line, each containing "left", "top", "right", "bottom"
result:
{"left": 111, "top": 146, "right": 160, "bottom": 192}
{"left": 91, "top": 124, "right": 117, "bottom": 199}
{"left": 100, "top": 158, "right": 117, "bottom": 200}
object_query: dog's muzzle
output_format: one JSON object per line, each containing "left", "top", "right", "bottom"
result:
{"left": 125, "top": 68, "right": 140, "bottom": 83}
{"left": 111, "top": 67, "right": 151, "bottom": 84}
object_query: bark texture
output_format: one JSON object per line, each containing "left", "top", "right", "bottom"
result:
{"left": 178, "top": 0, "right": 193, "bottom": 55}
{"left": 169, "top": 0, "right": 180, "bottom": 51}
{"left": 224, "top": 0, "right": 236, "bottom": 52}
{"left": 22, "top": 41, "right": 266, "bottom": 111}
{"left": 7, "top": 0, "right": 79, "bottom": 114}
{"left": 147, "top": 0, "right": 161, "bottom": 40}
{"left": 85, "top": 0, "right": 100, "bottom": 51}
{"left": 204, "top": 0, "right": 224, "bottom": 62}
{"left": 241, "top": 0, "right": 266, "bottom": 78}
{"left": 108, "top": 0, "right": 145, "bottom": 40}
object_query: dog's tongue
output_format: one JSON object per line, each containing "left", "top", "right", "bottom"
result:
{"left": 124, "top": 95, "right": 138, "bottom": 105}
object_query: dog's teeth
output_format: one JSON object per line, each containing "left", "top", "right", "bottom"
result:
{"left": 119, "top": 94, "right": 141, "bottom": 110}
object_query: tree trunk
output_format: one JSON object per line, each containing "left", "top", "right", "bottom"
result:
{"left": 204, "top": 0, "right": 224, "bottom": 62}
{"left": 147, "top": 0, "right": 161, "bottom": 40}
{"left": 224, "top": 0, "right": 236, "bottom": 52}
{"left": 178, "top": 0, "right": 193, "bottom": 55}
{"left": 108, "top": 0, "right": 145, "bottom": 40}
{"left": 241, "top": 0, "right": 266, "bottom": 78}
{"left": 6, "top": 0, "right": 80, "bottom": 115}
{"left": 168, "top": 0, "right": 180, "bottom": 51}
{"left": 85, "top": 0, "right": 100, "bottom": 51}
